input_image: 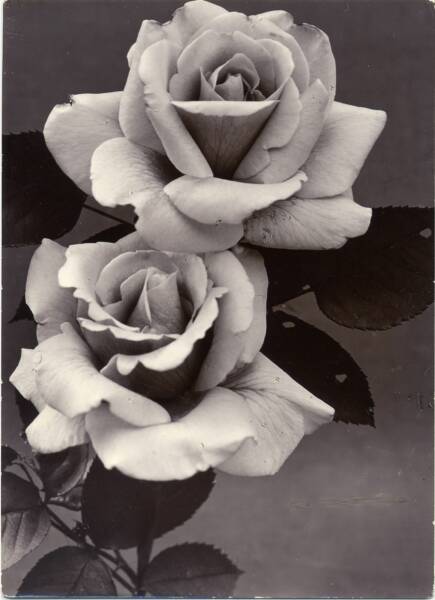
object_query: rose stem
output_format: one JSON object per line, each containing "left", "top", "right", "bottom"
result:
{"left": 45, "top": 507, "right": 135, "bottom": 594}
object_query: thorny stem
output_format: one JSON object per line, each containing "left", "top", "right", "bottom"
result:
{"left": 45, "top": 507, "right": 136, "bottom": 594}
{"left": 16, "top": 450, "right": 137, "bottom": 593}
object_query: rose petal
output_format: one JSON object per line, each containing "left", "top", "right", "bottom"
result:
{"left": 147, "top": 272, "right": 187, "bottom": 334}
{"left": 119, "top": 20, "right": 165, "bottom": 152}
{"left": 34, "top": 323, "right": 170, "bottom": 427}
{"left": 103, "top": 269, "right": 148, "bottom": 323}
{"left": 169, "top": 253, "right": 208, "bottom": 314}
{"left": 208, "top": 53, "right": 259, "bottom": 90}
{"left": 176, "top": 30, "right": 276, "bottom": 97}
{"left": 250, "top": 79, "right": 329, "bottom": 184}
{"left": 26, "top": 408, "right": 87, "bottom": 453}
{"left": 244, "top": 189, "right": 372, "bottom": 250}
{"left": 231, "top": 246, "right": 268, "bottom": 366}
{"left": 44, "top": 93, "right": 123, "bottom": 194}
{"left": 91, "top": 138, "right": 243, "bottom": 252}
{"left": 172, "top": 100, "right": 278, "bottom": 178}
{"left": 194, "top": 252, "right": 255, "bottom": 391}
{"left": 139, "top": 39, "right": 213, "bottom": 177}
{"left": 214, "top": 74, "right": 245, "bottom": 101}
{"left": 85, "top": 386, "right": 255, "bottom": 481}
{"left": 233, "top": 78, "right": 301, "bottom": 181}
{"left": 192, "top": 12, "right": 310, "bottom": 93}
{"left": 164, "top": 0, "right": 228, "bottom": 46}
{"left": 9, "top": 349, "right": 45, "bottom": 411}
{"left": 298, "top": 101, "right": 387, "bottom": 199}
{"left": 165, "top": 171, "right": 307, "bottom": 225}
{"left": 252, "top": 10, "right": 294, "bottom": 31}
{"left": 79, "top": 319, "right": 176, "bottom": 366}
{"left": 58, "top": 240, "right": 139, "bottom": 331}
{"left": 100, "top": 331, "right": 206, "bottom": 402}
{"left": 289, "top": 22, "right": 336, "bottom": 100}
{"left": 107, "top": 286, "right": 226, "bottom": 376}
{"left": 219, "top": 353, "right": 334, "bottom": 476}
{"left": 95, "top": 251, "right": 176, "bottom": 305}
{"left": 25, "top": 239, "right": 77, "bottom": 342}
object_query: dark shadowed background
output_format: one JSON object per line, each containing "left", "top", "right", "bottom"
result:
{"left": 2, "top": 0, "right": 434, "bottom": 597}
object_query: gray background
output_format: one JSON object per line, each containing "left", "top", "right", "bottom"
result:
{"left": 2, "top": 0, "right": 434, "bottom": 597}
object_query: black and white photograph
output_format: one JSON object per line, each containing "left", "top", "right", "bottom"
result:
{"left": 2, "top": 0, "right": 434, "bottom": 597}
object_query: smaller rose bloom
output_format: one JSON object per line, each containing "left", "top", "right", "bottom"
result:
{"left": 10, "top": 234, "right": 333, "bottom": 481}
{"left": 44, "top": 0, "right": 386, "bottom": 254}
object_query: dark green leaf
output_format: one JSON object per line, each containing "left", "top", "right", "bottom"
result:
{"left": 1, "top": 473, "right": 50, "bottom": 569}
{"left": 263, "top": 312, "right": 374, "bottom": 426}
{"left": 154, "top": 469, "right": 215, "bottom": 538}
{"left": 1, "top": 446, "right": 19, "bottom": 471}
{"left": 37, "top": 444, "right": 89, "bottom": 499}
{"left": 3, "top": 131, "right": 86, "bottom": 246}
{"left": 261, "top": 207, "right": 434, "bottom": 330}
{"left": 143, "top": 543, "right": 241, "bottom": 597}
{"left": 82, "top": 223, "right": 135, "bottom": 243}
{"left": 9, "top": 296, "right": 33, "bottom": 323}
{"left": 18, "top": 546, "right": 116, "bottom": 596}
{"left": 82, "top": 458, "right": 156, "bottom": 549}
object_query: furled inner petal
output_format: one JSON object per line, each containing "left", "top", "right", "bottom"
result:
{"left": 208, "top": 53, "right": 260, "bottom": 92}
{"left": 172, "top": 100, "right": 278, "bottom": 178}
{"left": 95, "top": 251, "right": 177, "bottom": 306}
{"left": 103, "top": 269, "right": 149, "bottom": 323}
{"left": 109, "top": 286, "right": 226, "bottom": 377}
{"left": 146, "top": 271, "right": 188, "bottom": 334}
{"left": 215, "top": 74, "right": 245, "bottom": 101}
{"left": 174, "top": 30, "right": 276, "bottom": 99}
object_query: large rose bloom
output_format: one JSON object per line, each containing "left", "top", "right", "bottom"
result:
{"left": 44, "top": 0, "right": 386, "bottom": 253}
{"left": 10, "top": 234, "right": 333, "bottom": 481}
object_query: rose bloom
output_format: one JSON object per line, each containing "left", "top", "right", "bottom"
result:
{"left": 10, "top": 234, "right": 333, "bottom": 480}
{"left": 44, "top": 0, "right": 386, "bottom": 254}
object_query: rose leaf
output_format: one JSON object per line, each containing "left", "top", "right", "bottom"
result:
{"left": 3, "top": 131, "right": 86, "bottom": 246}
{"left": 37, "top": 444, "right": 90, "bottom": 500}
{"left": 263, "top": 312, "right": 374, "bottom": 426}
{"left": 82, "top": 222, "right": 135, "bottom": 244}
{"left": 142, "top": 543, "right": 242, "bottom": 597}
{"left": 1, "top": 472, "right": 51, "bottom": 569}
{"left": 262, "top": 206, "right": 434, "bottom": 330}
{"left": 154, "top": 469, "right": 215, "bottom": 538}
{"left": 1, "top": 446, "right": 19, "bottom": 471}
{"left": 82, "top": 458, "right": 156, "bottom": 549}
{"left": 17, "top": 546, "right": 116, "bottom": 596}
